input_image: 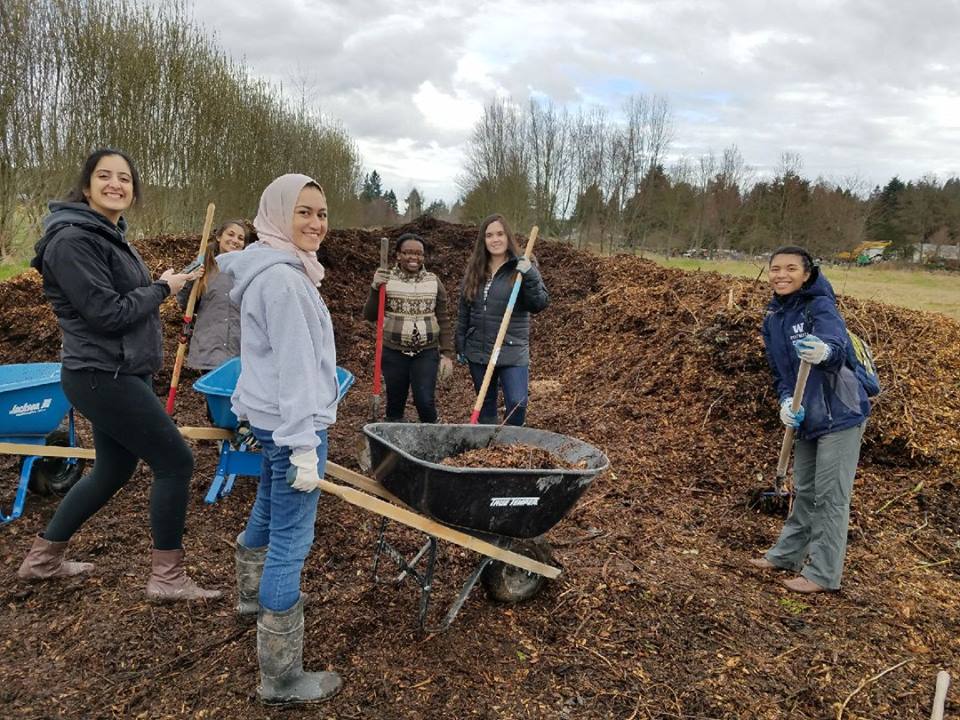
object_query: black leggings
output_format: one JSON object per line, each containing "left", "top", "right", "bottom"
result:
{"left": 43, "top": 369, "right": 194, "bottom": 550}
{"left": 381, "top": 347, "right": 440, "bottom": 423}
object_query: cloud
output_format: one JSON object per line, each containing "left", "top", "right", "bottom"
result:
{"left": 180, "top": 0, "right": 960, "bottom": 202}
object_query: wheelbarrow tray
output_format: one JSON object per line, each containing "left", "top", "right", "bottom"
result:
{"left": 194, "top": 357, "right": 355, "bottom": 430}
{"left": 0, "top": 363, "right": 72, "bottom": 441}
{"left": 363, "top": 423, "right": 609, "bottom": 539}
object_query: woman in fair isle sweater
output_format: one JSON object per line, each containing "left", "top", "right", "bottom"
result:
{"left": 363, "top": 233, "right": 453, "bottom": 423}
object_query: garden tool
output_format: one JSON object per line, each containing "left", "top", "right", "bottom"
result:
{"left": 370, "top": 236, "right": 389, "bottom": 421}
{"left": 754, "top": 360, "right": 811, "bottom": 516}
{"left": 470, "top": 226, "right": 538, "bottom": 424}
{"left": 165, "top": 202, "right": 215, "bottom": 414}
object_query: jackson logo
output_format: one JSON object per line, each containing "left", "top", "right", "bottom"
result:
{"left": 490, "top": 497, "right": 539, "bottom": 507}
{"left": 8, "top": 398, "right": 52, "bottom": 417}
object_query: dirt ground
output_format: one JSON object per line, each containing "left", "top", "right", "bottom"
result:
{"left": 0, "top": 217, "right": 957, "bottom": 719}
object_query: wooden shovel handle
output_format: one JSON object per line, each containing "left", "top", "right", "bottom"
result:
{"left": 166, "top": 203, "right": 216, "bottom": 414}
{"left": 776, "top": 360, "right": 812, "bottom": 476}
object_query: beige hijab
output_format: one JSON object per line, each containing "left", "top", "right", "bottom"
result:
{"left": 253, "top": 173, "right": 326, "bottom": 286}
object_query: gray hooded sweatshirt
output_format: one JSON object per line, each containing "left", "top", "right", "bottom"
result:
{"left": 218, "top": 243, "right": 338, "bottom": 454}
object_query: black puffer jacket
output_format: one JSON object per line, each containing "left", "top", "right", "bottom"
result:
{"left": 32, "top": 202, "right": 171, "bottom": 376}
{"left": 455, "top": 256, "right": 549, "bottom": 367}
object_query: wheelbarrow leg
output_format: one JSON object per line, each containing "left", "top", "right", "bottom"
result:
{"left": 370, "top": 519, "right": 497, "bottom": 632}
{"left": 373, "top": 517, "right": 433, "bottom": 585}
{"left": 203, "top": 440, "right": 232, "bottom": 505}
{"left": 423, "top": 556, "right": 494, "bottom": 634}
{"left": 1, "top": 456, "right": 37, "bottom": 524}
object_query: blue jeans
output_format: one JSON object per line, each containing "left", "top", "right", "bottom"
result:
{"left": 468, "top": 362, "right": 529, "bottom": 426}
{"left": 241, "top": 427, "right": 327, "bottom": 612}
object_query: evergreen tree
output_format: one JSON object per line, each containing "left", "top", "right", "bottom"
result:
{"left": 405, "top": 188, "right": 423, "bottom": 219}
{"left": 384, "top": 189, "right": 398, "bottom": 214}
{"left": 361, "top": 170, "right": 384, "bottom": 201}
{"left": 867, "top": 176, "right": 907, "bottom": 253}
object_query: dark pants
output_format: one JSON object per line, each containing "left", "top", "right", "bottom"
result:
{"left": 43, "top": 369, "right": 195, "bottom": 550}
{"left": 381, "top": 347, "right": 439, "bottom": 422}
{"left": 468, "top": 362, "right": 529, "bottom": 426}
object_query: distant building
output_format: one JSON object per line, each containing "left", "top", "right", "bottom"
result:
{"left": 914, "top": 243, "right": 960, "bottom": 262}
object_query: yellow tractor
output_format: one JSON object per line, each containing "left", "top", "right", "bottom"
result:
{"left": 837, "top": 241, "right": 891, "bottom": 264}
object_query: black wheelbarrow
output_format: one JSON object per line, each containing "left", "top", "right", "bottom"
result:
{"left": 357, "top": 422, "right": 609, "bottom": 630}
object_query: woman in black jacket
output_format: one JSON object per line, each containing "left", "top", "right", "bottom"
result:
{"left": 455, "top": 214, "right": 549, "bottom": 426}
{"left": 17, "top": 148, "right": 220, "bottom": 602}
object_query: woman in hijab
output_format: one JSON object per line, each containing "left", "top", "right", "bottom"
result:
{"left": 218, "top": 174, "right": 341, "bottom": 705}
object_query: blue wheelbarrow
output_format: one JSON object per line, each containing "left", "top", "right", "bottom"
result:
{"left": 193, "top": 357, "right": 355, "bottom": 504}
{"left": 0, "top": 363, "right": 85, "bottom": 523}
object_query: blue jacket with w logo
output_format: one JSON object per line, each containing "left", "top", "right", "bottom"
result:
{"left": 762, "top": 269, "right": 870, "bottom": 440}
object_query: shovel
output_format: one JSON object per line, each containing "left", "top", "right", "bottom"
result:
{"left": 358, "top": 237, "right": 390, "bottom": 472}
{"left": 470, "top": 226, "right": 538, "bottom": 424}
{"left": 757, "top": 360, "right": 812, "bottom": 515}
{"left": 370, "top": 236, "right": 390, "bottom": 420}
{"left": 165, "top": 203, "right": 216, "bottom": 414}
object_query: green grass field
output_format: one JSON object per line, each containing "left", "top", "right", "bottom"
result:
{"left": 648, "top": 255, "right": 960, "bottom": 321}
{"left": 0, "top": 260, "right": 29, "bottom": 281}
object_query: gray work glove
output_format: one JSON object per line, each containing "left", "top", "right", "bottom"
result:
{"left": 515, "top": 256, "right": 532, "bottom": 275}
{"left": 438, "top": 356, "right": 454, "bottom": 385}
{"left": 372, "top": 268, "right": 391, "bottom": 289}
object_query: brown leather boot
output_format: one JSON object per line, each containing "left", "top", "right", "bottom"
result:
{"left": 17, "top": 535, "right": 94, "bottom": 580}
{"left": 145, "top": 548, "right": 222, "bottom": 602}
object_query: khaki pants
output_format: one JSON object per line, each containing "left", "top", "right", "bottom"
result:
{"left": 766, "top": 422, "right": 866, "bottom": 589}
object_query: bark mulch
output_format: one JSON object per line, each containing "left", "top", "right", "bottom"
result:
{"left": 0, "top": 216, "right": 957, "bottom": 719}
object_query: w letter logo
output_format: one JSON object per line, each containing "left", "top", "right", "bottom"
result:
{"left": 792, "top": 323, "right": 804, "bottom": 334}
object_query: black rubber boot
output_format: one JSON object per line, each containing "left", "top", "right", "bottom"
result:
{"left": 235, "top": 532, "right": 267, "bottom": 617}
{"left": 257, "top": 598, "right": 342, "bottom": 705}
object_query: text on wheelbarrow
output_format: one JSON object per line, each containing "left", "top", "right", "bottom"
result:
{"left": 8, "top": 399, "right": 53, "bottom": 416}
{"left": 489, "top": 496, "right": 540, "bottom": 507}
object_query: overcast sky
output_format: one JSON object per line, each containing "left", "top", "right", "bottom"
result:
{"left": 185, "top": 0, "right": 960, "bottom": 207}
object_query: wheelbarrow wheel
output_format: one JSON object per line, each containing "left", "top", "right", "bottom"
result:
{"left": 482, "top": 537, "right": 554, "bottom": 604}
{"left": 25, "top": 429, "right": 86, "bottom": 496}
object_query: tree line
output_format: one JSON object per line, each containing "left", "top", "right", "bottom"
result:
{"left": 0, "top": 0, "right": 365, "bottom": 258}
{"left": 457, "top": 97, "right": 960, "bottom": 262}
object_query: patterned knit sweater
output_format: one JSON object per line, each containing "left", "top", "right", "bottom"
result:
{"left": 362, "top": 266, "right": 454, "bottom": 356}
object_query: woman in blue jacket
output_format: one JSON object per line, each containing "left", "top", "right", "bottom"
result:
{"left": 749, "top": 246, "right": 870, "bottom": 593}
{"left": 455, "top": 214, "right": 549, "bottom": 426}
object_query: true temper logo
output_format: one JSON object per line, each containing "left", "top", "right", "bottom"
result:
{"left": 490, "top": 497, "right": 539, "bottom": 507}
{"left": 8, "top": 398, "right": 53, "bottom": 417}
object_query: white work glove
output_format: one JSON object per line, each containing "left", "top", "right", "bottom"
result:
{"left": 438, "top": 356, "right": 454, "bottom": 384}
{"left": 371, "top": 268, "right": 391, "bottom": 289}
{"left": 286, "top": 449, "right": 322, "bottom": 492}
{"left": 515, "top": 256, "right": 532, "bottom": 275}
{"left": 793, "top": 335, "right": 831, "bottom": 364}
{"left": 779, "top": 397, "right": 805, "bottom": 429}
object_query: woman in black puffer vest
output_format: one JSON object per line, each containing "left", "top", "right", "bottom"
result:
{"left": 455, "top": 214, "right": 549, "bottom": 426}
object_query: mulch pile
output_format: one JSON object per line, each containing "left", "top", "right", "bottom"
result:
{"left": 0, "top": 216, "right": 957, "bottom": 719}
{"left": 441, "top": 444, "right": 581, "bottom": 470}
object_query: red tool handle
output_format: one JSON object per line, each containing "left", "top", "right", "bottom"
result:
{"left": 373, "top": 284, "right": 386, "bottom": 395}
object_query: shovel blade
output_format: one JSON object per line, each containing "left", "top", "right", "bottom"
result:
{"left": 356, "top": 434, "right": 372, "bottom": 473}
